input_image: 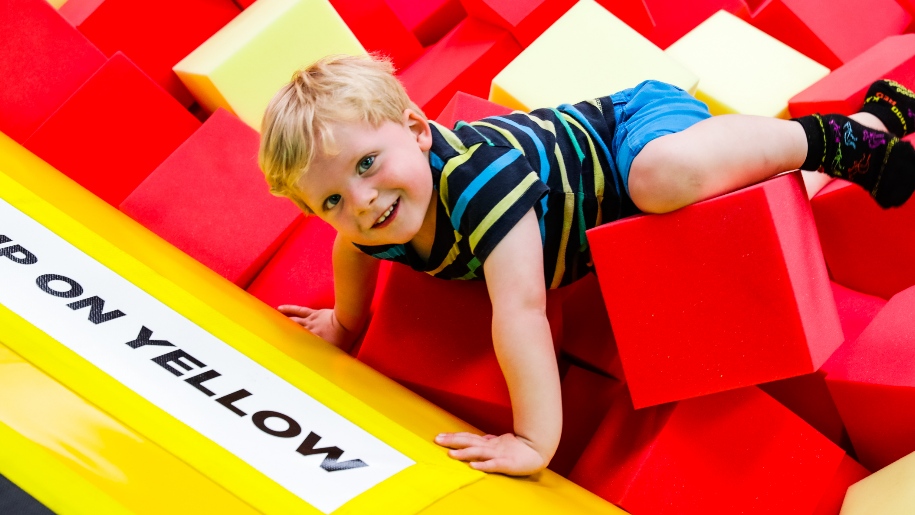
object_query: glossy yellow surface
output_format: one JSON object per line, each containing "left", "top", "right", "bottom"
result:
{"left": 173, "top": 0, "right": 364, "bottom": 130}
{"left": 0, "top": 131, "right": 623, "bottom": 513}
{"left": 490, "top": 0, "right": 698, "bottom": 112}
{"left": 0, "top": 343, "right": 260, "bottom": 514}
{"left": 665, "top": 11, "right": 829, "bottom": 118}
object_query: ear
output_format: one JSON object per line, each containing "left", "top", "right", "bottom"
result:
{"left": 403, "top": 108, "right": 433, "bottom": 152}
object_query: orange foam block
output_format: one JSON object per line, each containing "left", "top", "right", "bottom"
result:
{"left": 586, "top": 172, "right": 843, "bottom": 408}
{"left": 119, "top": 109, "right": 301, "bottom": 287}
{"left": 559, "top": 273, "right": 624, "bottom": 381}
{"left": 748, "top": 0, "right": 910, "bottom": 69}
{"left": 825, "top": 285, "right": 915, "bottom": 471}
{"left": 789, "top": 35, "right": 915, "bottom": 117}
{"left": 759, "top": 282, "right": 887, "bottom": 448}
{"left": 596, "top": 0, "right": 750, "bottom": 49}
{"left": 329, "top": 0, "right": 424, "bottom": 70}
{"left": 811, "top": 179, "right": 915, "bottom": 300}
{"left": 23, "top": 52, "right": 200, "bottom": 207}
{"left": 459, "top": 0, "right": 576, "bottom": 47}
{"left": 357, "top": 263, "right": 563, "bottom": 436}
{"left": 59, "top": 0, "right": 241, "bottom": 108}
{"left": 434, "top": 91, "right": 513, "bottom": 128}
{"left": 397, "top": 18, "right": 521, "bottom": 120}
{"left": 550, "top": 366, "right": 621, "bottom": 477}
{"left": 0, "top": 0, "right": 105, "bottom": 143}
{"left": 570, "top": 385, "right": 852, "bottom": 514}
{"left": 386, "top": 0, "right": 466, "bottom": 47}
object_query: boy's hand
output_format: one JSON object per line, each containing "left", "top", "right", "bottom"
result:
{"left": 434, "top": 432, "right": 547, "bottom": 476}
{"left": 278, "top": 305, "right": 358, "bottom": 351}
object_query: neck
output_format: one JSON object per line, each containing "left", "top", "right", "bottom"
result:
{"left": 409, "top": 191, "right": 437, "bottom": 262}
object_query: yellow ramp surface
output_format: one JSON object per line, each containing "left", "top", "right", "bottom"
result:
{"left": 665, "top": 10, "right": 829, "bottom": 118}
{"left": 0, "top": 131, "right": 623, "bottom": 514}
{"left": 173, "top": 0, "right": 364, "bottom": 131}
{"left": 490, "top": 0, "right": 699, "bottom": 112}
{"left": 841, "top": 451, "right": 915, "bottom": 514}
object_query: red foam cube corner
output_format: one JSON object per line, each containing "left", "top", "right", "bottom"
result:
{"left": 329, "top": 0, "right": 424, "bottom": 71}
{"left": 119, "top": 109, "right": 301, "bottom": 287}
{"left": 748, "top": 0, "right": 910, "bottom": 69}
{"left": 459, "top": 0, "right": 577, "bottom": 47}
{"left": 435, "top": 91, "right": 514, "bottom": 129}
{"left": 825, "top": 285, "right": 915, "bottom": 471}
{"left": 559, "top": 273, "right": 624, "bottom": 381}
{"left": 587, "top": 172, "right": 843, "bottom": 408}
{"left": 397, "top": 17, "right": 521, "bottom": 120}
{"left": 24, "top": 52, "right": 201, "bottom": 207}
{"left": 811, "top": 178, "right": 915, "bottom": 300}
{"left": 357, "top": 262, "right": 563, "bottom": 435}
{"left": 385, "top": 0, "right": 466, "bottom": 47}
{"left": 789, "top": 35, "right": 915, "bottom": 118}
{"left": 569, "top": 385, "right": 850, "bottom": 515}
{"left": 596, "top": 0, "right": 751, "bottom": 49}
{"left": 0, "top": 0, "right": 106, "bottom": 143}
{"left": 59, "top": 0, "right": 241, "bottom": 107}
{"left": 812, "top": 454, "right": 871, "bottom": 515}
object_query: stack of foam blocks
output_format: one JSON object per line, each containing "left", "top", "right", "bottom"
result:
{"left": 3, "top": 0, "right": 915, "bottom": 512}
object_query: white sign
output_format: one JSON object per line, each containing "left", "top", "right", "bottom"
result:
{"left": 0, "top": 199, "right": 413, "bottom": 513}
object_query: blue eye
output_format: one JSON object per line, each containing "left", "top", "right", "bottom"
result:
{"left": 358, "top": 155, "right": 374, "bottom": 174}
{"left": 323, "top": 194, "right": 341, "bottom": 211}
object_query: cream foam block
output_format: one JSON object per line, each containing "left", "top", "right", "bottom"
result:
{"left": 490, "top": 0, "right": 698, "bottom": 111}
{"left": 665, "top": 10, "right": 829, "bottom": 118}
{"left": 841, "top": 451, "right": 915, "bottom": 514}
{"left": 173, "top": 0, "right": 364, "bottom": 131}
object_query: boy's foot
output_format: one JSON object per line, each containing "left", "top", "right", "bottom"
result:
{"left": 859, "top": 79, "right": 915, "bottom": 137}
{"left": 796, "top": 113, "right": 915, "bottom": 208}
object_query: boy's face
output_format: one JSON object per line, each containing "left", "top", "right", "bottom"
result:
{"left": 295, "top": 110, "right": 435, "bottom": 247}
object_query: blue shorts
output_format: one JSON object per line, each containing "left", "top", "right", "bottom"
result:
{"left": 609, "top": 80, "right": 712, "bottom": 195}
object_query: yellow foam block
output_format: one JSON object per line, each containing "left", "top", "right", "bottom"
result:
{"left": 47, "top": 0, "right": 67, "bottom": 9}
{"left": 841, "top": 451, "right": 915, "bottom": 514}
{"left": 665, "top": 10, "right": 829, "bottom": 118}
{"left": 490, "top": 0, "right": 699, "bottom": 112}
{"left": 173, "top": 0, "right": 364, "bottom": 131}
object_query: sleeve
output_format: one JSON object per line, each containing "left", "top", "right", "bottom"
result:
{"left": 441, "top": 142, "right": 549, "bottom": 264}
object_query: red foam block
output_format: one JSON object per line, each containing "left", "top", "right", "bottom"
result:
{"left": 24, "top": 53, "right": 201, "bottom": 207}
{"left": 356, "top": 262, "right": 563, "bottom": 435}
{"left": 329, "top": 0, "right": 424, "bottom": 71}
{"left": 559, "top": 273, "right": 624, "bottom": 381}
{"left": 812, "top": 454, "right": 870, "bottom": 515}
{"left": 119, "top": 109, "right": 301, "bottom": 287}
{"left": 458, "top": 0, "right": 576, "bottom": 47}
{"left": 758, "top": 282, "right": 887, "bottom": 448}
{"left": 550, "top": 365, "right": 621, "bottom": 477}
{"left": 569, "top": 385, "right": 849, "bottom": 515}
{"left": 789, "top": 35, "right": 915, "bottom": 118}
{"left": 587, "top": 172, "right": 843, "bottom": 408}
{"left": 434, "top": 91, "right": 513, "bottom": 128}
{"left": 748, "top": 0, "right": 910, "bottom": 69}
{"left": 397, "top": 17, "right": 521, "bottom": 120}
{"left": 596, "top": 0, "right": 751, "bottom": 49}
{"left": 825, "top": 285, "right": 915, "bottom": 471}
{"left": 385, "top": 0, "right": 466, "bottom": 47}
{"left": 60, "top": 0, "right": 240, "bottom": 108}
{"left": 0, "top": 0, "right": 106, "bottom": 143}
{"left": 811, "top": 179, "right": 915, "bottom": 300}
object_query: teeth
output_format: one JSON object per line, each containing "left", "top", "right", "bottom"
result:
{"left": 375, "top": 201, "right": 397, "bottom": 225}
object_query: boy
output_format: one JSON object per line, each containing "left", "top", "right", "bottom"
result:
{"left": 259, "top": 54, "right": 915, "bottom": 476}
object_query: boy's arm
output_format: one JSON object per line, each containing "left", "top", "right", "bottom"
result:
{"left": 435, "top": 209, "right": 562, "bottom": 476}
{"left": 280, "top": 233, "right": 379, "bottom": 352}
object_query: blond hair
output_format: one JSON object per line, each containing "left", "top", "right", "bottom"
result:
{"left": 259, "top": 53, "right": 423, "bottom": 213}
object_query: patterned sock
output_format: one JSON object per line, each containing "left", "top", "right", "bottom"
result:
{"left": 859, "top": 79, "right": 915, "bottom": 137}
{"left": 794, "top": 113, "right": 915, "bottom": 208}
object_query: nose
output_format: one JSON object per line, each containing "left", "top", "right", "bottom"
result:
{"left": 349, "top": 182, "right": 378, "bottom": 216}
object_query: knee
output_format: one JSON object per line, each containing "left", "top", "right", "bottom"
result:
{"left": 628, "top": 136, "right": 704, "bottom": 213}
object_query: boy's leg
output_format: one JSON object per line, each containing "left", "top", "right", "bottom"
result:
{"left": 629, "top": 111, "right": 914, "bottom": 213}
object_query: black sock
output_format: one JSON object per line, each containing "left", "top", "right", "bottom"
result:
{"left": 794, "top": 113, "right": 915, "bottom": 208}
{"left": 859, "top": 79, "right": 915, "bottom": 137}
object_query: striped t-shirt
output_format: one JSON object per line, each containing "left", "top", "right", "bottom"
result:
{"left": 355, "top": 96, "right": 640, "bottom": 289}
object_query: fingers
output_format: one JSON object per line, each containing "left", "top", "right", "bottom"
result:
{"left": 434, "top": 432, "right": 491, "bottom": 450}
{"left": 469, "top": 458, "right": 512, "bottom": 473}
{"left": 277, "top": 305, "right": 314, "bottom": 317}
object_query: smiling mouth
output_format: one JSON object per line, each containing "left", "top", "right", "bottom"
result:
{"left": 373, "top": 199, "right": 399, "bottom": 227}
